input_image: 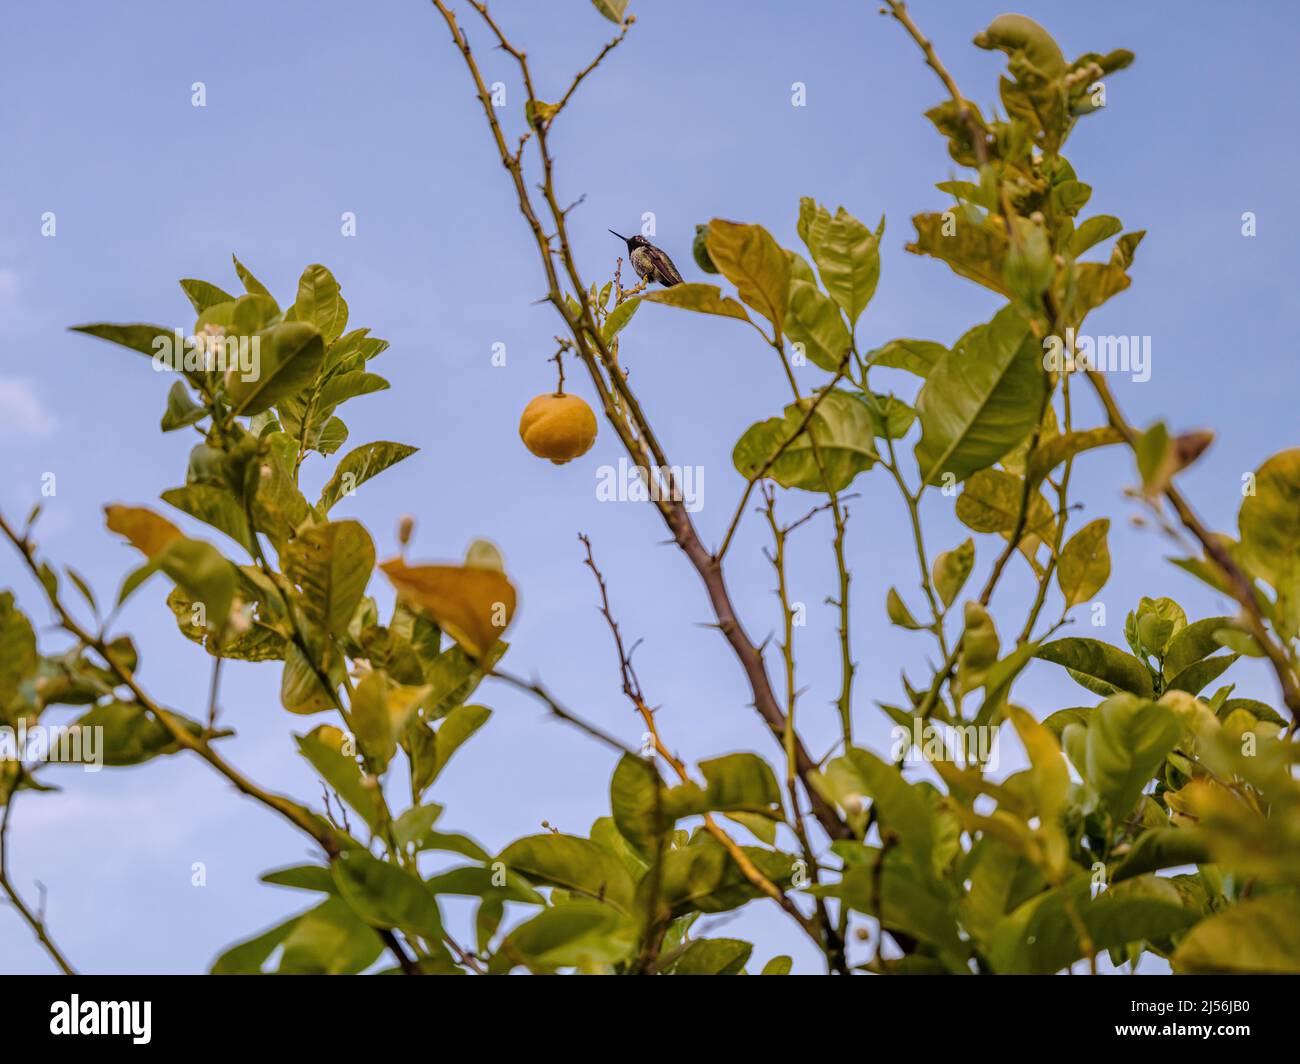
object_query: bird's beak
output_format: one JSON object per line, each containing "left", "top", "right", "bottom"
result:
{"left": 608, "top": 230, "right": 627, "bottom": 241}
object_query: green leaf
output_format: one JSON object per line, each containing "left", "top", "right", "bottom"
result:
{"left": 1035, "top": 638, "right": 1154, "bottom": 698}
{"left": 870, "top": 393, "right": 916, "bottom": 440}
{"left": 784, "top": 268, "right": 852, "bottom": 372}
{"left": 955, "top": 468, "right": 1056, "bottom": 559}
{"left": 974, "top": 13, "right": 1065, "bottom": 78}
{"left": 1172, "top": 896, "right": 1300, "bottom": 974}
{"left": 914, "top": 307, "right": 1047, "bottom": 486}
{"left": 640, "top": 282, "right": 752, "bottom": 324}
{"left": 421, "top": 703, "right": 491, "bottom": 790}
{"left": 1025, "top": 427, "right": 1125, "bottom": 488}
{"left": 1057, "top": 518, "right": 1110, "bottom": 607}
{"left": 161, "top": 484, "right": 254, "bottom": 555}
{"left": 278, "top": 896, "right": 384, "bottom": 974}
{"left": 1068, "top": 216, "right": 1123, "bottom": 257}
{"left": 956, "top": 601, "right": 1000, "bottom": 696}
{"left": 523, "top": 99, "right": 560, "bottom": 127}
{"left": 695, "top": 753, "right": 782, "bottom": 816}
{"left": 491, "top": 900, "right": 637, "bottom": 973}
{"left": 312, "top": 416, "right": 348, "bottom": 456}
{"left": 1082, "top": 694, "right": 1180, "bottom": 818}
{"left": 72, "top": 322, "right": 206, "bottom": 389}
{"left": 1071, "top": 261, "right": 1133, "bottom": 321}
{"left": 932, "top": 538, "right": 974, "bottom": 607}
{"left": 153, "top": 536, "right": 238, "bottom": 642}
{"left": 419, "top": 642, "right": 503, "bottom": 721}
{"left": 705, "top": 219, "right": 790, "bottom": 330}
{"left": 331, "top": 850, "right": 443, "bottom": 941}
{"left": 180, "top": 278, "right": 235, "bottom": 313}
{"left": 601, "top": 298, "right": 640, "bottom": 343}
{"left": 865, "top": 338, "right": 946, "bottom": 378}
{"left": 283, "top": 521, "right": 375, "bottom": 636}
{"left": 1162, "top": 616, "right": 1234, "bottom": 679}
{"left": 669, "top": 938, "right": 753, "bottom": 975}
{"left": 990, "top": 876, "right": 1194, "bottom": 974}
{"left": 296, "top": 724, "right": 378, "bottom": 831}
{"left": 318, "top": 442, "right": 419, "bottom": 513}
{"left": 248, "top": 433, "right": 311, "bottom": 553}
{"left": 973, "top": 642, "right": 1041, "bottom": 727}
{"left": 1239, "top": 449, "right": 1300, "bottom": 632}
{"left": 886, "top": 587, "right": 924, "bottom": 630}
{"left": 0, "top": 594, "right": 37, "bottom": 714}
{"left": 281, "top": 640, "right": 340, "bottom": 714}
{"left": 732, "top": 389, "right": 877, "bottom": 493}
{"left": 423, "top": 866, "right": 543, "bottom": 905}
{"left": 232, "top": 254, "right": 276, "bottom": 303}
{"left": 225, "top": 322, "right": 325, "bottom": 416}
{"left": 795, "top": 198, "right": 880, "bottom": 325}
{"left": 261, "top": 864, "right": 337, "bottom": 893}
{"left": 417, "top": 831, "right": 491, "bottom": 863}
{"left": 293, "top": 264, "right": 348, "bottom": 345}
{"left": 590, "top": 0, "right": 628, "bottom": 25}
{"left": 69, "top": 701, "right": 202, "bottom": 766}
{"left": 316, "top": 370, "right": 389, "bottom": 411}
{"left": 825, "top": 748, "right": 935, "bottom": 879}
{"left": 1111, "top": 828, "right": 1211, "bottom": 882}
{"left": 648, "top": 835, "right": 794, "bottom": 919}
{"left": 1216, "top": 697, "right": 1287, "bottom": 727}
{"left": 497, "top": 835, "right": 637, "bottom": 916}
{"left": 760, "top": 955, "right": 793, "bottom": 975}
{"left": 1166, "top": 653, "right": 1237, "bottom": 696}
{"left": 834, "top": 855, "right": 967, "bottom": 963}
{"left": 197, "top": 293, "right": 278, "bottom": 338}
{"left": 610, "top": 754, "right": 671, "bottom": 858}
{"left": 211, "top": 914, "right": 300, "bottom": 974}
{"left": 160, "top": 380, "right": 207, "bottom": 432}
{"left": 350, "top": 671, "right": 428, "bottom": 772}
{"left": 391, "top": 804, "right": 444, "bottom": 852}
{"left": 692, "top": 224, "right": 719, "bottom": 274}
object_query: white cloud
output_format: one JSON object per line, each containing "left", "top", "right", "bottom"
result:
{"left": 0, "top": 375, "right": 57, "bottom": 438}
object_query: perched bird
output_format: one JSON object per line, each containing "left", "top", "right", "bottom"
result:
{"left": 609, "top": 230, "right": 684, "bottom": 287}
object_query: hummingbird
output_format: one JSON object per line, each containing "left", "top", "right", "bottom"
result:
{"left": 609, "top": 230, "right": 684, "bottom": 287}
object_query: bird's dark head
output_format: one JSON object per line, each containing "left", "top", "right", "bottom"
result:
{"left": 609, "top": 229, "right": 648, "bottom": 250}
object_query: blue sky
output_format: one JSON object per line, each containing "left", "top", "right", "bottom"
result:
{"left": 2, "top": 0, "right": 1298, "bottom": 973}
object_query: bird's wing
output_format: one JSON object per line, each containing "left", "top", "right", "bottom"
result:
{"left": 647, "top": 246, "right": 684, "bottom": 286}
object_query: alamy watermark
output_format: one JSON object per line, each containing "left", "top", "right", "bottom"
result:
{"left": 151, "top": 324, "right": 260, "bottom": 382}
{"left": 1042, "top": 328, "right": 1151, "bottom": 383}
{"left": 889, "top": 719, "right": 1000, "bottom": 770}
{"left": 1, "top": 721, "right": 103, "bottom": 771}
{"left": 596, "top": 457, "right": 704, "bottom": 513}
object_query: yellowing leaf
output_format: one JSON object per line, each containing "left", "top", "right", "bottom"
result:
{"left": 381, "top": 557, "right": 516, "bottom": 658}
{"left": 640, "top": 283, "right": 751, "bottom": 323}
{"left": 1007, "top": 705, "right": 1070, "bottom": 876}
{"left": 705, "top": 219, "right": 790, "bottom": 330}
{"left": 932, "top": 538, "right": 974, "bottom": 607}
{"left": 105, "top": 504, "right": 183, "bottom": 558}
{"left": 1057, "top": 517, "right": 1110, "bottom": 607}
{"left": 1173, "top": 896, "right": 1300, "bottom": 974}
{"left": 590, "top": 0, "right": 628, "bottom": 25}
{"left": 283, "top": 521, "right": 376, "bottom": 637}
{"left": 956, "top": 602, "right": 1000, "bottom": 695}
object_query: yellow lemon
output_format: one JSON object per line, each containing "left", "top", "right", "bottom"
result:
{"left": 518, "top": 392, "right": 598, "bottom": 464}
